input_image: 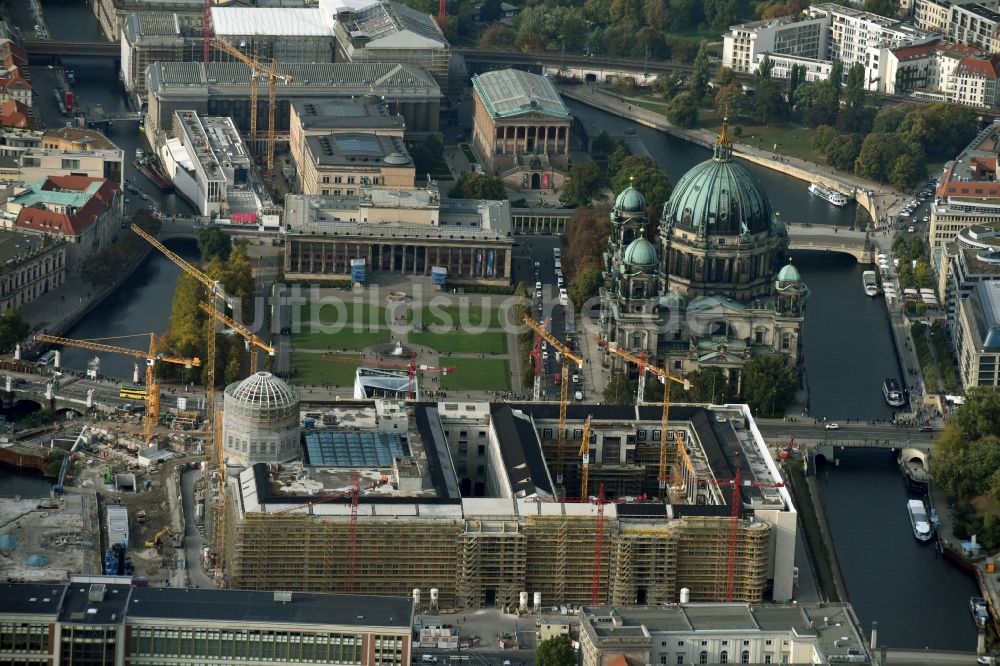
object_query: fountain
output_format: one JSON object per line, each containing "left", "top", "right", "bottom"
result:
{"left": 390, "top": 341, "right": 405, "bottom": 357}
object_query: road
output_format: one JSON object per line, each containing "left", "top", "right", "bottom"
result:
{"left": 757, "top": 419, "right": 937, "bottom": 445}
{"left": 180, "top": 467, "right": 214, "bottom": 588}
{"left": 884, "top": 649, "right": 984, "bottom": 665}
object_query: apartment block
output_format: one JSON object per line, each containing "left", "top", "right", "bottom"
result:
{"left": 722, "top": 14, "right": 829, "bottom": 73}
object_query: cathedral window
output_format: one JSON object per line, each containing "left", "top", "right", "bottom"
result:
{"left": 781, "top": 333, "right": 791, "bottom": 350}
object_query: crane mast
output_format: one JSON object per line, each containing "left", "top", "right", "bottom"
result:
{"left": 523, "top": 315, "right": 582, "bottom": 489}
{"left": 578, "top": 415, "right": 592, "bottom": 498}
{"left": 35, "top": 333, "right": 200, "bottom": 443}
{"left": 597, "top": 338, "right": 689, "bottom": 498}
{"left": 198, "top": 302, "right": 274, "bottom": 374}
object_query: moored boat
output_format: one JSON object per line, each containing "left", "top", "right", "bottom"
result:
{"left": 908, "top": 499, "right": 933, "bottom": 542}
{"left": 971, "top": 597, "right": 989, "bottom": 627}
{"left": 883, "top": 378, "right": 906, "bottom": 407}
{"left": 808, "top": 182, "right": 853, "bottom": 207}
{"left": 863, "top": 271, "right": 879, "bottom": 297}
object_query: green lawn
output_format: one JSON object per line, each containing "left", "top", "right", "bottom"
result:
{"left": 292, "top": 329, "right": 391, "bottom": 351}
{"left": 297, "top": 303, "right": 386, "bottom": 327}
{"left": 409, "top": 305, "right": 505, "bottom": 329}
{"left": 289, "top": 353, "right": 359, "bottom": 386}
{"left": 439, "top": 357, "right": 510, "bottom": 391}
{"left": 409, "top": 330, "right": 507, "bottom": 354}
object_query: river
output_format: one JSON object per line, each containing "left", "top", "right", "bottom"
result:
{"left": 27, "top": 2, "right": 977, "bottom": 647}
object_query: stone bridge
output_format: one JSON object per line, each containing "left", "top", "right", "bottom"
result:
{"left": 785, "top": 225, "right": 876, "bottom": 263}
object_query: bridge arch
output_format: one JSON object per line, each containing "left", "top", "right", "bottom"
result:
{"left": 899, "top": 447, "right": 929, "bottom": 468}
{"left": 12, "top": 399, "right": 43, "bottom": 416}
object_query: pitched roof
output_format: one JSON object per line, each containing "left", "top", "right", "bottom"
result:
{"left": 12, "top": 176, "right": 118, "bottom": 236}
{"left": 956, "top": 56, "right": 1000, "bottom": 79}
{"left": 0, "top": 99, "right": 34, "bottom": 128}
{"left": 0, "top": 76, "right": 31, "bottom": 92}
{"left": 891, "top": 38, "right": 985, "bottom": 62}
{"left": 472, "top": 69, "right": 570, "bottom": 119}
{"left": 0, "top": 39, "right": 27, "bottom": 68}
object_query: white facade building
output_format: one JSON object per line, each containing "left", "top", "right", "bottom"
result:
{"left": 882, "top": 38, "right": 1000, "bottom": 107}
{"left": 807, "top": 3, "right": 938, "bottom": 89}
{"left": 722, "top": 14, "right": 829, "bottom": 73}
{"left": 759, "top": 52, "right": 835, "bottom": 81}
{"left": 159, "top": 110, "right": 256, "bottom": 217}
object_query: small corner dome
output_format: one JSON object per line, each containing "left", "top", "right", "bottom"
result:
{"left": 614, "top": 181, "right": 646, "bottom": 215}
{"left": 624, "top": 235, "right": 657, "bottom": 267}
{"left": 776, "top": 260, "right": 801, "bottom": 283}
{"left": 384, "top": 152, "right": 411, "bottom": 165}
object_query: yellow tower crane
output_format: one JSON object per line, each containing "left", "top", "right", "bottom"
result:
{"left": 577, "top": 415, "right": 593, "bottom": 498}
{"left": 522, "top": 315, "right": 583, "bottom": 489}
{"left": 198, "top": 302, "right": 274, "bottom": 374}
{"left": 597, "top": 338, "right": 690, "bottom": 499}
{"left": 35, "top": 333, "right": 200, "bottom": 443}
{"left": 130, "top": 222, "right": 234, "bottom": 576}
{"left": 212, "top": 37, "right": 292, "bottom": 176}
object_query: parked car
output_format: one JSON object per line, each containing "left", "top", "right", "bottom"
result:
{"left": 825, "top": 423, "right": 840, "bottom": 430}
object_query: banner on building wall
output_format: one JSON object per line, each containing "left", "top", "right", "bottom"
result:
{"left": 350, "top": 258, "right": 366, "bottom": 283}
{"left": 542, "top": 172, "right": 551, "bottom": 190}
{"left": 431, "top": 266, "right": 447, "bottom": 285}
{"left": 475, "top": 250, "right": 483, "bottom": 277}
{"left": 485, "top": 250, "right": 495, "bottom": 278}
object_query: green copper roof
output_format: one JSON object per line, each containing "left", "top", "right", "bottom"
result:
{"left": 776, "top": 259, "right": 801, "bottom": 283}
{"left": 614, "top": 182, "right": 646, "bottom": 214}
{"left": 623, "top": 235, "right": 657, "bottom": 267}
{"left": 664, "top": 155, "right": 774, "bottom": 236}
{"left": 472, "top": 69, "right": 570, "bottom": 119}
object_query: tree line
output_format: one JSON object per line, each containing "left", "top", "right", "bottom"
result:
{"left": 163, "top": 227, "right": 257, "bottom": 388}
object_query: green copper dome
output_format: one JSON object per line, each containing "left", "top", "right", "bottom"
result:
{"left": 614, "top": 180, "right": 646, "bottom": 215}
{"left": 776, "top": 259, "right": 801, "bottom": 283}
{"left": 623, "top": 235, "right": 657, "bottom": 267}
{"left": 663, "top": 124, "right": 774, "bottom": 236}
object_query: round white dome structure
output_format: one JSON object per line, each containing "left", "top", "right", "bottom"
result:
{"left": 222, "top": 372, "right": 301, "bottom": 467}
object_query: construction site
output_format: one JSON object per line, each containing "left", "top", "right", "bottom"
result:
{"left": 215, "top": 387, "right": 796, "bottom": 611}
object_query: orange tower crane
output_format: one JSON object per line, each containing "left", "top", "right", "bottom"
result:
{"left": 131, "top": 223, "right": 234, "bottom": 572}
{"left": 597, "top": 338, "right": 690, "bottom": 498}
{"left": 523, "top": 315, "right": 583, "bottom": 487}
{"left": 212, "top": 37, "right": 292, "bottom": 176}
{"left": 198, "top": 302, "right": 274, "bottom": 374}
{"left": 35, "top": 333, "right": 200, "bottom": 443}
{"left": 268, "top": 472, "right": 362, "bottom": 593}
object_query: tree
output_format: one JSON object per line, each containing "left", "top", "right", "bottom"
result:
{"left": 933, "top": 387, "right": 1000, "bottom": 505}
{"left": 714, "top": 83, "right": 746, "bottom": 119}
{"left": 537, "top": 636, "right": 576, "bottom": 666}
{"left": 450, "top": 172, "right": 507, "bottom": 200}
{"left": 560, "top": 161, "right": 606, "bottom": 207}
{"left": 603, "top": 372, "right": 637, "bottom": 405}
{"left": 479, "top": 23, "right": 517, "bottom": 49}
{"left": 690, "top": 40, "right": 711, "bottom": 103}
{"left": 786, "top": 63, "right": 806, "bottom": 117}
{"left": 864, "top": 0, "right": 898, "bottom": 17}
{"left": 843, "top": 62, "right": 866, "bottom": 109}
{"left": 479, "top": 0, "right": 502, "bottom": 22}
{"left": 752, "top": 55, "right": 783, "bottom": 125}
{"left": 652, "top": 72, "right": 685, "bottom": 98}
{"left": 610, "top": 155, "right": 672, "bottom": 216}
{"left": 828, "top": 59, "right": 844, "bottom": 107}
{"left": 0, "top": 308, "right": 29, "bottom": 352}
{"left": 568, "top": 267, "right": 604, "bottom": 312}
{"left": 954, "top": 387, "right": 1000, "bottom": 442}
{"left": 666, "top": 91, "right": 699, "bottom": 129}
{"left": 680, "top": 366, "right": 728, "bottom": 403}
{"left": 564, "top": 205, "right": 612, "bottom": 276}
{"left": 890, "top": 152, "right": 925, "bottom": 191}
{"left": 410, "top": 135, "right": 445, "bottom": 176}
{"left": 197, "top": 225, "right": 232, "bottom": 262}
{"left": 811, "top": 125, "right": 839, "bottom": 154}
{"left": 824, "top": 134, "right": 862, "bottom": 172}
{"left": 741, "top": 354, "right": 798, "bottom": 416}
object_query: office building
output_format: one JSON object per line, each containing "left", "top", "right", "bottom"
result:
{"left": 0, "top": 578, "right": 413, "bottom": 666}
{"left": 722, "top": 14, "right": 829, "bottom": 73}
{"left": 19, "top": 147, "right": 125, "bottom": 189}
{"left": 579, "top": 603, "right": 873, "bottom": 666}
{"left": 938, "top": 223, "right": 1000, "bottom": 335}
{"left": 300, "top": 133, "right": 414, "bottom": 196}
{"left": 956, "top": 279, "right": 1000, "bottom": 386}
{"left": 158, "top": 110, "right": 256, "bottom": 217}
{"left": 0, "top": 231, "right": 65, "bottom": 312}
{"left": 471, "top": 69, "right": 572, "bottom": 190}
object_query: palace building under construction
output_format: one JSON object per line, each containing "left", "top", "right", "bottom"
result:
{"left": 217, "top": 387, "right": 796, "bottom": 610}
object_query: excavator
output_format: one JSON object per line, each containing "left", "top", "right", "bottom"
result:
{"left": 145, "top": 526, "right": 172, "bottom": 549}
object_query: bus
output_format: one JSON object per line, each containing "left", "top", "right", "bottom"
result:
{"left": 119, "top": 385, "right": 148, "bottom": 401}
